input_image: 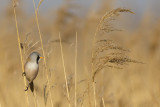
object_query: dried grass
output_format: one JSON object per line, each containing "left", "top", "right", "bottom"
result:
{"left": 59, "top": 33, "right": 71, "bottom": 107}
{"left": 102, "top": 97, "right": 105, "bottom": 107}
{"left": 32, "top": 0, "right": 54, "bottom": 106}
{"left": 37, "top": 0, "right": 44, "bottom": 12}
{"left": 92, "top": 8, "right": 136, "bottom": 80}
{"left": 91, "top": 8, "right": 138, "bottom": 107}
{"left": 74, "top": 32, "right": 78, "bottom": 107}
{"left": 12, "top": 0, "right": 30, "bottom": 106}
{"left": 1, "top": 0, "right": 155, "bottom": 106}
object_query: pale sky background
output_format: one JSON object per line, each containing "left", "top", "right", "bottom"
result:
{"left": 0, "top": 0, "right": 160, "bottom": 26}
{"left": 1, "top": 0, "right": 160, "bottom": 15}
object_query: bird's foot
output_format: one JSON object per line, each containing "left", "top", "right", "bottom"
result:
{"left": 22, "top": 72, "right": 26, "bottom": 77}
{"left": 24, "top": 86, "right": 29, "bottom": 91}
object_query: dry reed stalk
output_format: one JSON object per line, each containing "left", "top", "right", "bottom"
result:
{"left": 75, "top": 32, "right": 78, "bottom": 107}
{"left": 87, "top": 82, "right": 92, "bottom": 107}
{"left": 77, "top": 87, "right": 88, "bottom": 107}
{"left": 25, "top": 41, "right": 40, "bottom": 54}
{"left": 21, "top": 34, "right": 41, "bottom": 58}
{"left": 91, "top": 8, "right": 135, "bottom": 107}
{"left": 33, "top": 92, "right": 37, "bottom": 107}
{"left": 59, "top": 33, "right": 71, "bottom": 107}
{"left": 21, "top": 34, "right": 40, "bottom": 107}
{"left": 12, "top": 0, "right": 30, "bottom": 106}
{"left": 37, "top": 0, "right": 44, "bottom": 11}
{"left": 102, "top": 97, "right": 105, "bottom": 107}
{"left": 93, "top": 82, "right": 97, "bottom": 107}
{"left": 32, "top": 0, "right": 54, "bottom": 106}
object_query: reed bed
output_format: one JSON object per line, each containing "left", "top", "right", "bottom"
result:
{"left": 59, "top": 33, "right": 71, "bottom": 107}
{"left": 0, "top": 0, "right": 160, "bottom": 107}
{"left": 32, "top": 0, "right": 54, "bottom": 106}
{"left": 12, "top": 0, "right": 29, "bottom": 106}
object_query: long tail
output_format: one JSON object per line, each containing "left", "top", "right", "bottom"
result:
{"left": 30, "top": 81, "right": 34, "bottom": 92}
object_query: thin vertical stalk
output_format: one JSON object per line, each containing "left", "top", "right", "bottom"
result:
{"left": 12, "top": 0, "right": 29, "bottom": 106}
{"left": 75, "top": 32, "right": 78, "bottom": 107}
{"left": 33, "top": 90, "right": 38, "bottom": 107}
{"left": 91, "top": 9, "right": 103, "bottom": 107}
{"left": 91, "top": 24, "right": 99, "bottom": 107}
{"left": 59, "top": 33, "right": 71, "bottom": 107}
{"left": 32, "top": 0, "right": 54, "bottom": 106}
{"left": 93, "top": 82, "right": 97, "bottom": 107}
{"left": 102, "top": 97, "right": 105, "bottom": 107}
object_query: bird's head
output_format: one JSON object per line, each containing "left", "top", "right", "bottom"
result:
{"left": 28, "top": 52, "right": 43, "bottom": 64}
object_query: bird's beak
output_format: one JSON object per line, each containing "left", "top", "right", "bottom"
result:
{"left": 40, "top": 56, "right": 44, "bottom": 59}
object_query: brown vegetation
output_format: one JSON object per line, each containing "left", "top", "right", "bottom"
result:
{"left": 0, "top": 0, "right": 160, "bottom": 107}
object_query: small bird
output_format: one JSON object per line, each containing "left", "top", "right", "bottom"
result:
{"left": 22, "top": 52, "right": 43, "bottom": 92}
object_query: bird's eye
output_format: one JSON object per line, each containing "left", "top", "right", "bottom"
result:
{"left": 36, "top": 56, "right": 40, "bottom": 64}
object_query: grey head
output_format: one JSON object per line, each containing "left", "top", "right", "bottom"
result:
{"left": 28, "top": 52, "right": 43, "bottom": 64}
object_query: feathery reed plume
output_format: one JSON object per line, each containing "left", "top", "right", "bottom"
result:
{"left": 75, "top": 32, "right": 78, "bottom": 107}
{"left": 96, "top": 8, "right": 134, "bottom": 35}
{"left": 59, "top": 33, "right": 71, "bottom": 107}
{"left": 32, "top": 0, "right": 54, "bottom": 106}
{"left": 12, "top": 0, "right": 29, "bottom": 106}
{"left": 93, "top": 8, "right": 134, "bottom": 41}
{"left": 91, "top": 8, "right": 135, "bottom": 107}
{"left": 92, "top": 31, "right": 142, "bottom": 82}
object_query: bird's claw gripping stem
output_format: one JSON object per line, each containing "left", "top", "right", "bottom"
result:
{"left": 24, "top": 82, "right": 32, "bottom": 91}
{"left": 22, "top": 72, "right": 26, "bottom": 77}
{"left": 24, "top": 86, "right": 29, "bottom": 91}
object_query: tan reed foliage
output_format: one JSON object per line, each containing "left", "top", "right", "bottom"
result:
{"left": 59, "top": 33, "right": 71, "bottom": 107}
{"left": 92, "top": 82, "right": 97, "bottom": 107}
{"left": 20, "top": 34, "right": 41, "bottom": 58}
{"left": 32, "top": 0, "right": 54, "bottom": 106}
{"left": 91, "top": 8, "right": 135, "bottom": 107}
{"left": 75, "top": 32, "right": 78, "bottom": 107}
{"left": 21, "top": 34, "right": 41, "bottom": 107}
{"left": 2, "top": 0, "right": 154, "bottom": 105}
{"left": 37, "top": 0, "right": 44, "bottom": 11}
{"left": 102, "top": 97, "right": 105, "bottom": 107}
{"left": 94, "top": 8, "right": 134, "bottom": 40}
{"left": 12, "top": 0, "right": 29, "bottom": 106}
{"left": 33, "top": 90, "right": 37, "bottom": 107}
{"left": 92, "top": 34, "right": 142, "bottom": 82}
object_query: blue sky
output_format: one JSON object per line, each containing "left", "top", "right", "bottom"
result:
{"left": 0, "top": 0, "right": 158, "bottom": 13}
{"left": 0, "top": 0, "right": 160, "bottom": 21}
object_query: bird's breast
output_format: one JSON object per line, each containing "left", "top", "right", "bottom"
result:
{"left": 25, "top": 62, "right": 39, "bottom": 71}
{"left": 25, "top": 62, "right": 39, "bottom": 81}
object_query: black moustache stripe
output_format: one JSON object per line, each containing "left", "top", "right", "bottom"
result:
{"left": 36, "top": 56, "right": 40, "bottom": 64}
